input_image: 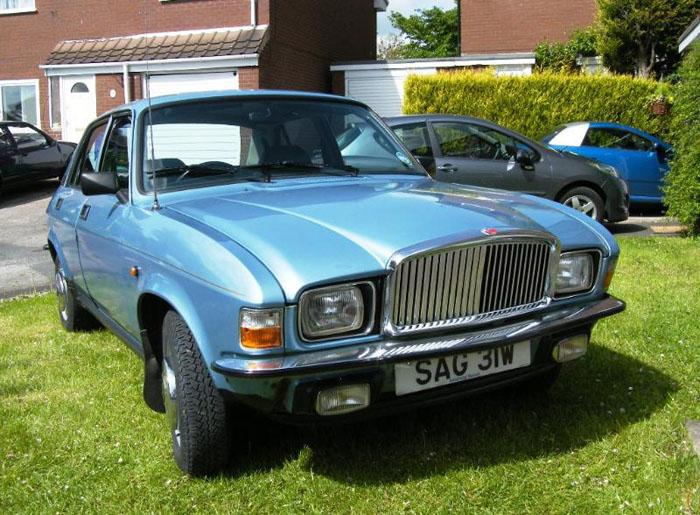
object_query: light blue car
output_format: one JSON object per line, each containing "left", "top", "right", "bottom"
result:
{"left": 542, "top": 122, "right": 672, "bottom": 205}
{"left": 47, "top": 91, "right": 625, "bottom": 476}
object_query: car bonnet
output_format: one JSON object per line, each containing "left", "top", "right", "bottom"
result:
{"left": 164, "top": 176, "right": 610, "bottom": 301}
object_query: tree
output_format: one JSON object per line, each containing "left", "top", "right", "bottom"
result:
{"left": 377, "top": 34, "right": 407, "bottom": 60}
{"left": 597, "top": 0, "right": 699, "bottom": 78}
{"left": 387, "top": 3, "right": 459, "bottom": 59}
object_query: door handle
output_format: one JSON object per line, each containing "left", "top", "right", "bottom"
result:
{"left": 54, "top": 198, "right": 64, "bottom": 211}
{"left": 79, "top": 204, "right": 91, "bottom": 220}
{"left": 437, "top": 164, "right": 458, "bottom": 173}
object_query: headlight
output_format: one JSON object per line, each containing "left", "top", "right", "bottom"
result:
{"left": 592, "top": 162, "right": 620, "bottom": 178}
{"left": 556, "top": 252, "right": 594, "bottom": 295}
{"left": 299, "top": 283, "right": 371, "bottom": 340}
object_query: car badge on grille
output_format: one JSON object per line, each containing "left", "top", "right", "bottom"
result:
{"left": 481, "top": 228, "right": 499, "bottom": 236}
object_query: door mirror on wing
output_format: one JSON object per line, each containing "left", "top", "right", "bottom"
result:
{"left": 653, "top": 143, "right": 667, "bottom": 163}
{"left": 80, "top": 171, "right": 120, "bottom": 196}
{"left": 515, "top": 149, "right": 535, "bottom": 170}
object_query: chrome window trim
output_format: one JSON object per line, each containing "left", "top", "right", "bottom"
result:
{"left": 298, "top": 281, "right": 377, "bottom": 343}
{"left": 382, "top": 230, "right": 561, "bottom": 337}
{"left": 553, "top": 249, "right": 603, "bottom": 299}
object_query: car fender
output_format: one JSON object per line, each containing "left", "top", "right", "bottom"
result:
{"left": 134, "top": 250, "right": 285, "bottom": 390}
{"left": 46, "top": 229, "right": 68, "bottom": 274}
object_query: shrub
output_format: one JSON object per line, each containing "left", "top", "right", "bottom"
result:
{"left": 403, "top": 71, "right": 673, "bottom": 141}
{"left": 534, "top": 28, "right": 599, "bottom": 73}
{"left": 664, "top": 43, "right": 700, "bottom": 234}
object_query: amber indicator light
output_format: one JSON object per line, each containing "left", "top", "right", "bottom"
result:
{"left": 240, "top": 326, "right": 282, "bottom": 349}
{"left": 129, "top": 266, "right": 139, "bottom": 277}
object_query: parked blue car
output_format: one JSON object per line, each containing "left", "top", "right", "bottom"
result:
{"left": 542, "top": 122, "right": 671, "bottom": 205}
{"left": 47, "top": 91, "right": 625, "bottom": 476}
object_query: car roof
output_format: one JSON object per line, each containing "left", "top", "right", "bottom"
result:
{"left": 557, "top": 121, "right": 666, "bottom": 144}
{"left": 105, "top": 89, "right": 367, "bottom": 116}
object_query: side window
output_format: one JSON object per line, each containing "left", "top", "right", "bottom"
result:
{"left": 393, "top": 123, "right": 433, "bottom": 157}
{"left": 0, "top": 128, "right": 13, "bottom": 152}
{"left": 70, "top": 121, "right": 108, "bottom": 186}
{"left": 585, "top": 127, "right": 654, "bottom": 152}
{"left": 433, "top": 122, "right": 514, "bottom": 160}
{"left": 5, "top": 124, "right": 48, "bottom": 152}
{"left": 100, "top": 117, "right": 132, "bottom": 188}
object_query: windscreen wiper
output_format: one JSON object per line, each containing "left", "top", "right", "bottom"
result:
{"left": 150, "top": 164, "right": 271, "bottom": 183}
{"left": 240, "top": 162, "right": 359, "bottom": 177}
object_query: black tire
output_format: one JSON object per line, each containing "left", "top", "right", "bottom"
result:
{"left": 559, "top": 186, "right": 605, "bottom": 223}
{"left": 161, "top": 310, "right": 230, "bottom": 476}
{"left": 54, "top": 259, "right": 100, "bottom": 331}
{"left": 521, "top": 364, "right": 561, "bottom": 394}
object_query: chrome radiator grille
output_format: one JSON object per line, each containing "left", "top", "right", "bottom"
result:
{"left": 390, "top": 240, "right": 552, "bottom": 330}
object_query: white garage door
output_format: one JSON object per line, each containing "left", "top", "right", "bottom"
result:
{"left": 345, "top": 69, "right": 436, "bottom": 118}
{"left": 146, "top": 71, "right": 239, "bottom": 98}
{"left": 144, "top": 72, "right": 241, "bottom": 166}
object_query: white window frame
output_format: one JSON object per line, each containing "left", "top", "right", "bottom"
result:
{"left": 48, "top": 76, "right": 61, "bottom": 129}
{"left": 0, "top": 0, "right": 36, "bottom": 15}
{"left": 0, "top": 79, "right": 41, "bottom": 127}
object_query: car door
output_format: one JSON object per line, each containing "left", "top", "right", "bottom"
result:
{"left": 4, "top": 124, "right": 62, "bottom": 180}
{"left": 48, "top": 119, "right": 110, "bottom": 295}
{"left": 430, "top": 121, "right": 547, "bottom": 195}
{"left": 75, "top": 114, "right": 137, "bottom": 332}
{"left": 582, "top": 127, "right": 663, "bottom": 201}
{"left": 0, "top": 126, "right": 22, "bottom": 184}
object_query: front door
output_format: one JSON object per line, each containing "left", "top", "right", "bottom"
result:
{"left": 75, "top": 114, "right": 138, "bottom": 333}
{"left": 430, "top": 121, "right": 547, "bottom": 195}
{"left": 61, "top": 75, "right": 96, "bottom": 144}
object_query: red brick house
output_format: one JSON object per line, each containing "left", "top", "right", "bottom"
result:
{"left": 0, "top": 0, "right": 383, "bottom": 142}
{"left": 460, "top": 0, "right": 598, "bottom": 55}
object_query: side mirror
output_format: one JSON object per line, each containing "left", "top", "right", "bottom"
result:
{"left": 653, "top": 143, "right": 667, "bottom": 162}
{"left": 80, "top": 171, "right": 119, "bottom": 196}
{"left": 515, "top": 149, "right": 535, "bottom": 170}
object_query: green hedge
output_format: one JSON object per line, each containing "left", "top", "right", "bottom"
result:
{"left": 664, "top": 43, "right": 700, "bottom": 234}
{"left": 403, "top": 71, "right": 673, "bottom": 141}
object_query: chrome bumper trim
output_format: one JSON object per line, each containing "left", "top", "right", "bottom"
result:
{"left": 213, "top": 295, "right": 625, "bottom": 378}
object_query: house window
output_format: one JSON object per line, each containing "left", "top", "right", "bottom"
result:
{"left": 49, "top": 77, "right": 61, "bottom": 128}
{"left": 0, "top": 0, "right": 36, "bottom": 14}
{"left": 0, "top": 81, "right": 38, "bottom": 126}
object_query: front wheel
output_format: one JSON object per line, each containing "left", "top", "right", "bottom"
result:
{"left": 161, "top": 310, "right": 230, "bottom": 476}
{"left": 560, "top": 186, "right": 605, "bottom": 223}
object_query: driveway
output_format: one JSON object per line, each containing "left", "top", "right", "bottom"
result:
{"left": 0, "top": 185, "right": 683, "bottom": 299}
{"left": 0, "top": 180, "right": 58, "bottom": 299}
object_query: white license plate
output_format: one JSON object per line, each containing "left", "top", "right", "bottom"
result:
{"left": 394, "top": 341, "right": 531, "bottom": 396}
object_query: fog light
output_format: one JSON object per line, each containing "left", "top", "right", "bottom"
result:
{"left": 553, "top": 334, "right": 588, "bottom": 362}
{"left": 316, "top": 384, "right": 370, "bottom": 416}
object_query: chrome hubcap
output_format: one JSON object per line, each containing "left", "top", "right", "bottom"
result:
{"left": 564, "top": 195, "right": 598, "bottom": 219}
{"left": 162, "top": 358, "right": 181, "bottom": 447}
{"left": 55, "top": 267, "right": 68, "bottom": 321}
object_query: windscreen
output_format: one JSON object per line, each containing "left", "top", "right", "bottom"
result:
{"left": 141, "top": 98, "right": 419, "bottom": 192}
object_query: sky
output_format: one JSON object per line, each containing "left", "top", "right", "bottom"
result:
{"left": 377, "top": 0, "right": 456, "bottom": 37}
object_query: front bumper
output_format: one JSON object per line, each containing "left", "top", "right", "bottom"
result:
{"left": 213, "top": 295, "right": 625, "bottom": 418}
{"left": 605, "top": 180, "right": 630, "bottom": 223}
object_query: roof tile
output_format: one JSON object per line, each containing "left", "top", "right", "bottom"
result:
{"left": 45, "top": 27, "right": 267, "bottom": 65}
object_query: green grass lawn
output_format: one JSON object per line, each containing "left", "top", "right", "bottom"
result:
{"left": 1, "top": 237, "right": 699, "bottom": 514}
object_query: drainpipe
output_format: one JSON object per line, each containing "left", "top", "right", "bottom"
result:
{"left": 123, "top": 63, "right": 130, "bottom": 103}
{"left": 250, "top": 0, "right": 257, "bottom": 27}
